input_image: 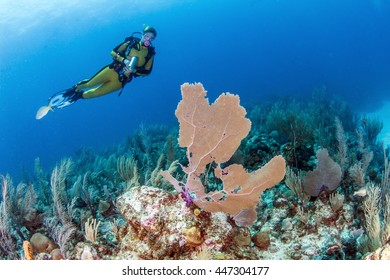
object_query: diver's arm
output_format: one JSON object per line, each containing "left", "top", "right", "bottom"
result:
{"left": 110, "top": 38, "right": 133, "bottom": 62}
{"left": 110, "top": 50, "right": 125, "bottom": 63}
{"left": 134, "top": 56, "right": 154, "bottom": 77}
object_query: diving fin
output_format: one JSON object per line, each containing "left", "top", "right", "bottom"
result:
{"left": 35, "top": 87, "right": 84, "bottom": 120}
{"left": 48, "top": 86, "right": 84, "bottom": 109}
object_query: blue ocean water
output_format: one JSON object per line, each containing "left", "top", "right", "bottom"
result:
{"left": 0, "top": 0, "right": 390, "bottom": 179}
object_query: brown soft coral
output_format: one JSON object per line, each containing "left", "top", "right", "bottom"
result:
{"left": 303, "top": 148, "right": 342, "bottom": 197}
{"left": 30, "top": 233, "right": 58, "bottom": 254}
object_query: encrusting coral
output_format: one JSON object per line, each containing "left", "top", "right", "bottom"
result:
{"left": 115, "top": 186, "right": 238, "bottom": 259}
{"left": 182, "top": 226, "right": 203, "bottom": 247}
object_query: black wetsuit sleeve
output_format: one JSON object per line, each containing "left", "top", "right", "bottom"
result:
{"left": 134, "top": 49, "right": 155, "bottom": 77}
{"left": 134, "top": 58, "right": 154, "bottom": 76}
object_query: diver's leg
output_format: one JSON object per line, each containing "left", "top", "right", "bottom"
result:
{"left": 44, "top": 67, "right": 122, "bottom": 110}
{"left": 76, "top": 66, "right": 114, "bottom": 90}
{"left": 83, "top": 79, "right": 123, "bottom": 99}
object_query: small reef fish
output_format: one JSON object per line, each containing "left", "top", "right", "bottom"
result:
{"left": 35, "top": 87, "right": 78, "bottom": 120}
{"left": 353, "top": 187, "right": 367, "bottom": 197}
{"left": 36, "top": 106, "right": 53, "bottom": 120}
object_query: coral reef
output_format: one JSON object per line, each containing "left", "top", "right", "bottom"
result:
{"left": 0, "top": 83, "right": 389, "bottom": 260}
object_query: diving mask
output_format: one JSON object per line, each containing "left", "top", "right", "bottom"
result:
{"left": 142, "top": 32, "right": 155, "bottom": 47}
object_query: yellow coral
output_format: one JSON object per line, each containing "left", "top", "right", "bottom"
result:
{"left": 193, "top": 208, "right": 201, "bottom": 216}
{"left": 23, "top": 240, "right": 34, "bottom": 260}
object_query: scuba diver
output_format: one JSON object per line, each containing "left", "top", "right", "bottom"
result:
{"left": 36, "top": 25, "right": 157, "bottom": 119}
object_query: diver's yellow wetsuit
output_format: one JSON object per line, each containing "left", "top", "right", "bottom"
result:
{"left": 35, "top": 28, "right": 157, "bottom": 120}
{"left": 76, "top": 36, "right": 155, "bottom": 98}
